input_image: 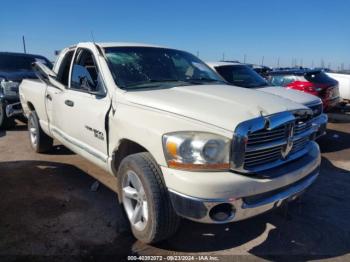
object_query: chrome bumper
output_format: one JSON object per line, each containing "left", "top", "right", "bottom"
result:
{"left": 169, "top": 169, "right": 318, "bottom": 224}
{"left": 312, "top": 113, "right": 328, "bottom": 139}
{"left": 6, "top": 102, "right": 23, "bottom": 118}
{"left": 169, "top": 142, "right": 320, "bottom": 224}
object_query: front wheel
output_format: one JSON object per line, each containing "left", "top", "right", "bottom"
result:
{"left": 28, "top": 111, "right": 53, "bottom": 153}
{"left": 118, "top": 152, "right": 180, "bottom": 244}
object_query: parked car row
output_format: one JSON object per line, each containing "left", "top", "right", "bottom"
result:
{"left": 267, "top": 69, "right": 340, "bottom": 111}
{"left": 247, "top": 64, "right": 341, "bottom": 111}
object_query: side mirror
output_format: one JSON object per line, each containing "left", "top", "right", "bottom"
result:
{"left": 72, "top": 65, "right": 95, "bottom": 89}
{"left": 72, "top": 65, "right": 105, "bottom": 96}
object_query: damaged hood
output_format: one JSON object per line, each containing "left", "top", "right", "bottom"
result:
{"left": 123, "top": 84, "right": 307, "bottom": 131}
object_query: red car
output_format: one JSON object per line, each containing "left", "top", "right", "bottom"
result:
{"left": 268, "top": 69, "right": 340, "bottom": 111}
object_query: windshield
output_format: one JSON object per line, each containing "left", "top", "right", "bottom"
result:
{"left": 0, "top": 54, "right": 52, "bottom": 71}
{"left": 214, "top": 65, "right": 268, "bottom": 88}
{"left": 104, "top": 47, "right": 225, "bottom": 89}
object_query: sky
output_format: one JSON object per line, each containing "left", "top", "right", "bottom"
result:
{"left": 1, "top": 0, "right": 349, "bottom": 69}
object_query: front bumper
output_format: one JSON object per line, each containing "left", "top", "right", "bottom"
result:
{"left": 312, "top": 113, "right": 328, "bottom": 139}
{"left": 0, "top": 96, "right": 23, "bottom": 118}
{"left": 169, "top": 168, "right": 318, "bottom": 223}
{"left": 164, "top": 141, "right": 320, "bottom": 224}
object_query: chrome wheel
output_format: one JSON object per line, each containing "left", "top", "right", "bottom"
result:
{"left": 122, "top": 170, "right": 149, "bottom": 231}
{"left": 28, "top": 116, "right": 37, "bottom": 147}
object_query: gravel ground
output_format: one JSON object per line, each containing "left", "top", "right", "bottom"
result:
{"left": 0, "top": 120, "right": 350, "bottom": 261}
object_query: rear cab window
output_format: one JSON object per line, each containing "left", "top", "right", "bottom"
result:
{"left": 56, "top": 50, "right": 74, "bottom": 86}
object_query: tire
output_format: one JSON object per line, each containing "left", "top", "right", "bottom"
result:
{"left": 118, "top": 152, "right": 180, "bottom": 244}
{"left": 28, "top": 111, "right": 53, "bottom": 153}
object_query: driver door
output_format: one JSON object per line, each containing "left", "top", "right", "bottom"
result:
{"left": 52, "top": 48, "right": 111, "bottom": 164}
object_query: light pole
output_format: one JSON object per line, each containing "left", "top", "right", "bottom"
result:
{"left": 22, "top": 36, "right": 26, "bottom": 54}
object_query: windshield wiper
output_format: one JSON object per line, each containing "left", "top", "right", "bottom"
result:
{"left": 126, "top": 79, "right": 183, "bottom": 87}
{"left": 125, "top": 79, "right": 191, "bottom": 90}
{"left": 186, "top": 78, "right": 225, "bottom": 84}
{"left": 149, "top": 79, "right": 181, "bottom": 82}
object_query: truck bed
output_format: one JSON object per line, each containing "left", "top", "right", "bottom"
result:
{"left": 19, "top": 79, "right": 49, "bottom": 128}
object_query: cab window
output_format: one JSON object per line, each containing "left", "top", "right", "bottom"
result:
{"left": 56, "top": 50, "right": 74, "bottom": 86}
{"left": 70, "top": 49, "right": 104, "bottom": 92}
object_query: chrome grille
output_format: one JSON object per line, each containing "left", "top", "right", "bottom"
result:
{"left": 243, "top": 114, "right": 314, "bottom": 171}
{"left": 308, "top": 103, "right": 323, "bottom": 118}
{"left": 294, "top": 120, "right": 312, "bottom": 135}
{"left": 245, "top": 145, "right": 282, "bottom": 168}
{"left": 247, "top": 125, "right": 285, "bottom": 146}
{"left": 2, "top": 82, "right": 19, "bottom": 96}
{"left": 290, "top": 137, "right": 309, "bottom": 154}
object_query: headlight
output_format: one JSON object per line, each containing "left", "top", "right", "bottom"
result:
{"left": 162, "top": 132, "right": 231, "bottom": 171}
{"left": 0, "top": 80, "right": 19, "bottom": 96}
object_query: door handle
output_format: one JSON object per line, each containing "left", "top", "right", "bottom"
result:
{"left": 65, "top": 100, "right": 74, "bottom": 107}
{"left": 46, "top": 94, "right": 52, "bottom": 101}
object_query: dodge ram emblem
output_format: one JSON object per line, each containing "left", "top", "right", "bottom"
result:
{"left": 281, "top": 123, "right": 295, "bottom": 159}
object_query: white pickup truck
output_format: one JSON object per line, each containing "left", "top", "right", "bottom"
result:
{"left": 20, "top": 42, "right": 321, "bottom": 243}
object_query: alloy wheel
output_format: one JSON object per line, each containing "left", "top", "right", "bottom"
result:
{"left": 28, "top": 116, "right": 37, "bottom": 147}
{"left": 122, "top": 170, "right": 149, "bottom": 231}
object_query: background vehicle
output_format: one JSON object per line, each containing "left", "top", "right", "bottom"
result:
{"left": 251, "top": 64, "right": 272, "bottom": 78}
{"left": 326, "top": 72, "right": 350, "bottom": 102}
{"left": 20, "top": 42, "right": 321, "bottom": 244}
{"left": 0, "top": 52, "right": 52, "bottom": 128}
{"left": 207, "top": 62, "right": 327, "bottom": 138}
{"left": 267, "top": 69, "right": 340, "bottom": 111}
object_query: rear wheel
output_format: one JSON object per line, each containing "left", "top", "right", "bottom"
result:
{"left": 118, "top": 152, "right": 180, "bottom": 244}
{"left": 28, "top": 111, "right": 53, "bottom": 153}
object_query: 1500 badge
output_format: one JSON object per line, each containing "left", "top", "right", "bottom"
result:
{"left": 85, "top": 125, "right": 104, "bottom": 141}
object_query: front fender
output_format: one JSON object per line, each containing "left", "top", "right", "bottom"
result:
{"left": 108, "top": 103, "right": 233, "bottom": 167}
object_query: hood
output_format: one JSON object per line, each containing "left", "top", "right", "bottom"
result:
{"left": 259, "top": 86, "right": 321, "bottom": 106}
{"left": 123, "top": 84, "right": 307, "bottom": 131}
{"left": 0, "top": 70, "right": 37, "bottom": 82}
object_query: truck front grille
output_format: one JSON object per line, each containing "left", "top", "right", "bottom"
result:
{"left": 2, "top": 83, "right": 19, "bottom": 96}
{"left": 244, "top": 115, "right": 314, "bottom": 171}
{"left": 308, "top": 103, "right": 323, "bottom": 118}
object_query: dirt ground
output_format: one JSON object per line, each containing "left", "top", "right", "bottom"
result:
{"left": 0, "top": 120, "right": 350, "bottom": 261}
